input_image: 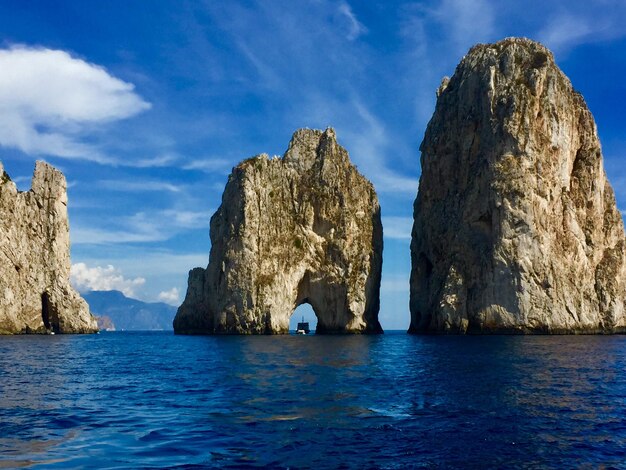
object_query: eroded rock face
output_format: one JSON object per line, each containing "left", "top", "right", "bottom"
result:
{"left": 0, "top": 161, "right": 97, "bottom": 334}
{"left": 175, "top": 128, "right": 383, "bottom": 334}
{"left": 410, "top": 38, "right": 626, "bottom": 334}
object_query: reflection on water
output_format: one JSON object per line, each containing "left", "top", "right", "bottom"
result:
{"left": 0, "top": 332, "right": 624, "bottom": 468}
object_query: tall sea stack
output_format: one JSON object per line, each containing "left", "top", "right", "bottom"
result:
{"left": 0, "top": 161, "right": 97, "bottom": 334}
{"left": 410, "top": 38, "right": 626, "bottom": 334}
{"left": 175, "top": 128, "right": 383, "bottom": 334}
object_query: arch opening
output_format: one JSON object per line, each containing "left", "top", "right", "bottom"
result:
{"left": 289, "top": 302, "right": 318, "bottom": 333}
{"left": 289, "top": 272, "right": 321, "bottom": 334}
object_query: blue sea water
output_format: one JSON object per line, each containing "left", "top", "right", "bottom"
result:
{"left": 0, "top": 332, "right": 624, "bottom": 469}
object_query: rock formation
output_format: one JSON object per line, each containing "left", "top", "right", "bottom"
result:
{"left": 96, "top": 315, "right": 116, "bottom": 332}
{"left": 410, "top": 37, "right": 626, "bottom": 334}
{"left": 175, "top": 128, "right": 383, "bottom": 334}
{"left": 0, "top": 161, "right": 97, "bottom": 334}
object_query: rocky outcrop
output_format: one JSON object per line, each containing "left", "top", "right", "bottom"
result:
{"left": 0, "top": 161, "right": 97, "bottom": 334}
{"left": 410, "top": 38, "right": 626, "bottom": 334}
{"left": 96, "top": 315, "right": 115, "bottom": 332}
{"left": 175, "top": 128, "right": 383, "bottom": 334}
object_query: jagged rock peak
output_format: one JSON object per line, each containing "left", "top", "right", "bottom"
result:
{"left": 0, "top": 161, "right": 97, "bottom": 334}
{"left": 410, "top": 37, "right": 626, "bottom": 334}
{"left": 174, "top": 128, "right": 383, "bottom": 334}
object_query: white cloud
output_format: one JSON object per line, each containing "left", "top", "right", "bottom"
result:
{"left": 182, "top": 158, "right": 233, "bottom": 174}
{"left": 538, "top": 13, "right": 593, "bottom": 52}
{"left": 399, "top": 0, "right": 496, "bottom": 130}
{"left": 340, "top": 99, "right": 419, "bottom": 194}
{"left": 437, "top": 0, "right": 495, "bottom": 55}
{"left": 72, "top": 227, "right": 166, "bottom": 245}
{"left": 77, "top": 251, "right": 208, "bottom": 278}
{"left": 98, "top": 179, "right": 183, "bottom": 193}
{"left": 71, "top": 262, "right": 146, "bottom": 297}
{"left": 131, "top": 155, "right": 178, "bottom": 168}
{"left": 381, "top": 275, "right": 410, "bottom": 293}
{"left": 73, "top": 250, "right": 207, "bottom": 306}
{"left": 537, "top": 9, "right": 626, "bottom": 53}
{"left": 8, "top": 175, "right": 31, "bottom": 187}
{"left": 0, "top": 45, "right": 150, "bottom": 161}
{"left": 72, "top": 209, "right": 213, "bottom": 245}
{"left": 383, "top": 216, "right": 413, "bottom": 240}
{"left": 338, "top": 2, "right": 367, "bottom": 41}
{"left": 124, "top": 209, "right": 211, "bottom": 234}
{"left": 157, "top": 287, "right": 180, "bottom": 305}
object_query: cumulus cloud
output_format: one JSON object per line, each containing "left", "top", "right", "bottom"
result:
{"left": 157, "top": 287, "right": 180, "bottom": 305}
{"left": 70, "top": 262, "right": 146, "bottom": 297}
{"left": 0, "top": 46, "right": 150, "bottom": 161}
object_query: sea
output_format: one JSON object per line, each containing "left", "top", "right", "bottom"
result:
{"left": 0, "top": 331, "right": 624, "bottom": 469}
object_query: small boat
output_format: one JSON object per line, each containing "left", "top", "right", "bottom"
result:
{"left": 296, "top": 316, "right": 310, "bottom": 335}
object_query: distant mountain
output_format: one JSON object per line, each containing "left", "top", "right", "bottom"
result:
{"left": 83, "top": 290, "right": 176, "bottom": 331}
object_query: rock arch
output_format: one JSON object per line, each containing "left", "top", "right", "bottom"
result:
{"left": 174, "top": 128, "right": 383, "bottom": 334}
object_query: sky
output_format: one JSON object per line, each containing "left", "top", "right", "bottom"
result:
{"left": 1, "top": 1, "right": 626, "bottom": 330}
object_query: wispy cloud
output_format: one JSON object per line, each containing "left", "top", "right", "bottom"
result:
{"left": 381, "top": 274, "right": 409, "bottom": 294}
{"left": 71, "top": 262, "right": 145, "bottom": 297}
{"left": 434, "top": 0, "right": 495, "bottom": 56}
{"left": 538, "top": 13, "right": 592, "bottom": 52}
{"left": 337, "top": 2, "right": 367, "bottom": 41}
{"left": 126, "top": 209, "right": 211, "bottom": 231}
{"left": 7, "top": 175, "right": 31, "bottom": 188}
{"left": 340, "top": 99, "right": 419, "bottom": 194}
{"left": 182, "top": 158, "right": 233, "bottom": 174}
{"left": 130, "top": 154, "right": 178, "bottom": 168}
{"left": 538, "top": 5, "right": 626, "bottom": 53}
{"left": 72, "top": 209, "right": 212, "bottom": 245}
{"left": 97, "top": 179, "right": 183, "bottom": 193}
{"left": 71, "top": 227, "right": 164, "bottom": 245}
{"left": 383, "top": 216, "right": 413, "bottom": 240}
{"left": 0, "top": 45, "right": 150, "bottom": 163}
{"left": 399, "top": 0, "right": 496, "bottom": 130}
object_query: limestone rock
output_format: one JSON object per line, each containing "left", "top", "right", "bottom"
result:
{"left": 96, "top": 315, "right": 116, "bottom": 332}
{"left": 410, "top": 38, "right": 626, "bottom": 334}
{"left": 0, "top": 161, "right": 97, "bottom": 334}
{"left": 175, "top": 128, "right": 383, "bottom": 334}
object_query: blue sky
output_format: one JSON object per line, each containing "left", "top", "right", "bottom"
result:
{"left": 1, "top": 1, "right": 626, "bottom": 330}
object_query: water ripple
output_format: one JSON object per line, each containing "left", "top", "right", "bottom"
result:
{"left": 0, "top": 332, "right": 624, "bottom": 468}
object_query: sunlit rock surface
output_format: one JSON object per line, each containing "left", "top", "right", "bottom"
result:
{"left": 410, "top": 38, "right": 626, "bottom": 334}
{"left": 0, "top": 161, "right": 97, "bottom": 334}
{"left": 175, "top": 128, "right": 383, "bottom": 334}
